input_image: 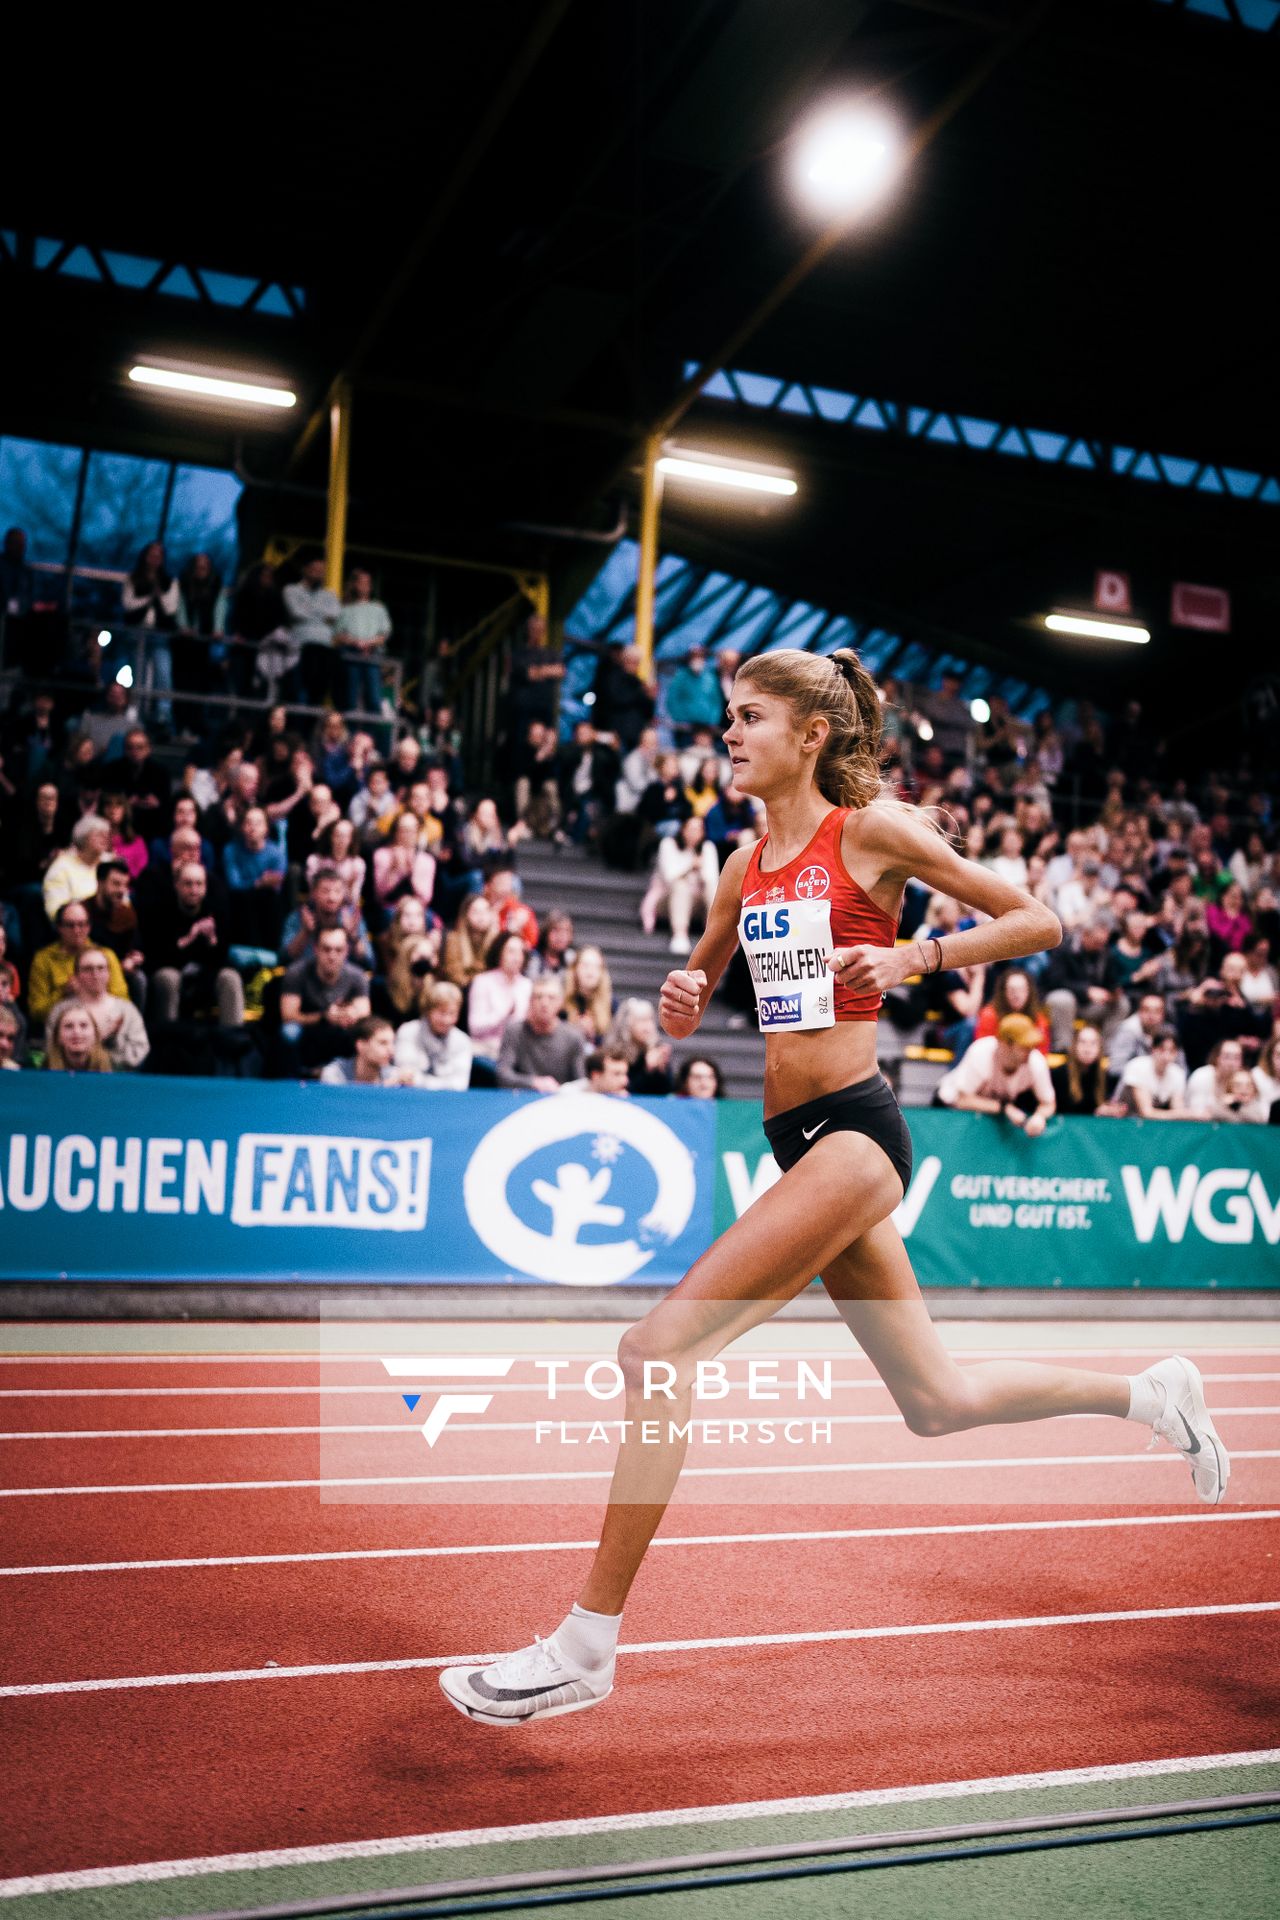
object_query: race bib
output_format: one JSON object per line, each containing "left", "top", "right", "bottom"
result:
{"left": 738, "top": 900, "right": 835, "bottom": 1032}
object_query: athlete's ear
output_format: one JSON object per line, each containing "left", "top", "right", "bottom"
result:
{"left": 800, "top": 714, "right": 830, "bottom": 756}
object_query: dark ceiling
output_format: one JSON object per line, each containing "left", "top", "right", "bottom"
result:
{"left": 3, "top": 0, "right": 1276, "bottom": 721}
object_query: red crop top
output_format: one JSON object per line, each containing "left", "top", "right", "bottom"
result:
{"left": 738, "top": 807, "right": 899, "bottom": 1027}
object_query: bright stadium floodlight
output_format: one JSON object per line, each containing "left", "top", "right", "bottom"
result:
{"left": 970, "top": 697, "right": 991, "bottom": 723}
{"left": 792, "top": 103, "right": 900, "bottom": 218}
{"left": 115, "top": 663, "right": 134, "bottom": 688}
{"left": 129, "top": 364, "right": 297, "bottom": 409}
{"left": 656, "top": 452, "right": 797, "bottom": 497}
{"left": 1045, "top": 612, "right": 1150, "bottom": 644}
{"left": 97, "top": 629, "right": 112, "bottom": 648}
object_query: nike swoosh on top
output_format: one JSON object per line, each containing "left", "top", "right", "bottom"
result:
{"left": 740, "top": 888, "right": 766, "bottom": 906}
{"left": 802, "top": 1119, "right": 829, "bottom": 1141}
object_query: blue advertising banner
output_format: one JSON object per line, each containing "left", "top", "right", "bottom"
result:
{"left": 0, "top": 1078, "right": 717, "bottom": 1286}
{"left": 4, "top": 1079, "right": 1277, "bottom": 1290}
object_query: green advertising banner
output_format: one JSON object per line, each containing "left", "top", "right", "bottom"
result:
{"left": 714, "top": 1103, "right": 1280, "bottom": 1290}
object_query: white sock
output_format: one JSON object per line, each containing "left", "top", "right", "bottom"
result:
{"left": 556, "top": 1602, "right": 622, "bottom": 1670}
{"left": 1125, "top": 1372, "right": 1167, "bottom": 1427}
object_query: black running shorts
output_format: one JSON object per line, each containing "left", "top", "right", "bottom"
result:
{"left": 762, "top": 1071, "right": 913, "bottom": 1198}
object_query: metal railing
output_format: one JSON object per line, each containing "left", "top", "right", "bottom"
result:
{"left": 448, "top": 593, "right": 529, "bottom": 790}
{"left": 5, "top": 616, "right": 405, "bottom": 740}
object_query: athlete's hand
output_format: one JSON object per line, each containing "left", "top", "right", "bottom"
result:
{"left": 827, "top": 944, "right": 908, "bottom": 997}
{"left": 660, "top": 968, "right": 706, "bottom": 1038}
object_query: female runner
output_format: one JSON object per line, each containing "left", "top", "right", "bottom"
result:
{"left": 441, "top": 649, "right": 1229, "bottom": 1725}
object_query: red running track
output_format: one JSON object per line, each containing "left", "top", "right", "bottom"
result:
{"left": 3, "top": 1433, "right": 1278, "bottom": 1525}
{"left": 3, "top": 1613, "right": 1278, "bottom": 1878}
{"left": 2, "top": 1346, "right": 1278, "bottom": 1882}
{"left": 2, "top": 1506, "right": 1278, "bottom": 1686}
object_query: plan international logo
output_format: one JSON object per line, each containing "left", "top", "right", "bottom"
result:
{"left": 759, "top": 994, "right": 803, "bottom": 1025}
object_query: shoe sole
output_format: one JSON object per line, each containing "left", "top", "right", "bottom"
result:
{"left": 439, "top": 1675, "right": 612, "bottom": 1726}
{"left": 1172, "top": 1354, "right": 1230, "bottom": 1505}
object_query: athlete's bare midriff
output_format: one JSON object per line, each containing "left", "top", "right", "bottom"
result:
{"left": 761, "top": 1021, "right": 880, "bottom": 1120}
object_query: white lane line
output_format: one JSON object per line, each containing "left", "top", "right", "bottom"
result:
{"left": 0, "top": 1381, "right": 887, "bottom": 1400}
{"left": 4, "top": 1507, "right": 1276, "bottom": 1578}
{"left": 2, "top": 1345, "right": 1276, "bottom": 1364}
{"left": 5, "top": 1452, "right": 1278, "bottom": 1497}
{"left": 5, "top": 1748, "right": 1279, "bottom": 1901}
{"left": 4, "top": 1601, "right": 1277, "bottom": 1700}
{"left": 7, "top": 1408, "right": 1280, "bottom": 1441}
{"left": 4, "top": 1372, "right": 1279, "bottom": 1402}
{"left": 5, "top": 1420, "right": 882, "bottom": 1439}
{"left": 0, "top": 1426, "right": 424, "bottom": 1440}
{"left": 0, "top": 1387, "right": 410, "bottom": 1399}
{"left": 0, "top": 1356, "right": 334, "bottom": 1365}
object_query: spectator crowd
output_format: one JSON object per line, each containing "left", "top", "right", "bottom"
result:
{"left": 1, "top": 532, "right": 1277, "bottom": 1128}
{"left": 875, "top": 676, "right": 1280, "bottom": 1130}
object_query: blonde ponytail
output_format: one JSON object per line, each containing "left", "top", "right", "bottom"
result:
{"left": 824, "top": 648, "right": 885, "bottom": 809}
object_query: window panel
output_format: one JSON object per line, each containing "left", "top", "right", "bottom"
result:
{"left": 0, "top": 437, "right": 84, "bottom": 566}
{"left": 164, "top": 466, "right": 243, "bottom": 580}
{"left": 76, "top": 452, "right": 171, "bottom": 570}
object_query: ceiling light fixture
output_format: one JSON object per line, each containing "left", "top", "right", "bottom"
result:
{"left": 791, "top": 103, "right": 901, "bottom": 218}
{"left": 656, "top": 453, "right": 797, "bottom": 496}
{"left": 128, "top": 365, "right": 297, "bottom": 409}
{"left": 1044, "top": 613, "right": 1150, "bottom": 644}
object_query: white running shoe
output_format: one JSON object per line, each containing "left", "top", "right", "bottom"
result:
{"left": 439, "top": 1632, "right": 614, "bottom": 1726}
{"left": 1143, "top": 1355, "right": 1230, "bottom": 1505}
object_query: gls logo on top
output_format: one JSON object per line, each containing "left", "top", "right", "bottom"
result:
{"left": 759, "top": 994, "right": 803, "bottom": 1026}
{"left": 742, "top": 908, "right": 790, "bottom": 942}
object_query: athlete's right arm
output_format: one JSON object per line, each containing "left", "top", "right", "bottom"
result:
{"left": 658, "top": 844, "right": 750, "bottom": 1039}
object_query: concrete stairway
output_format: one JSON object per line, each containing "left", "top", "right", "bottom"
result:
{"left": 514, "top": 839, "right": 768, "bottom": 1099}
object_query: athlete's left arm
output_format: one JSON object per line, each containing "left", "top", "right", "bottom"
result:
{"left": 830, "top": 807, "right": 1061, "bottom": 999}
